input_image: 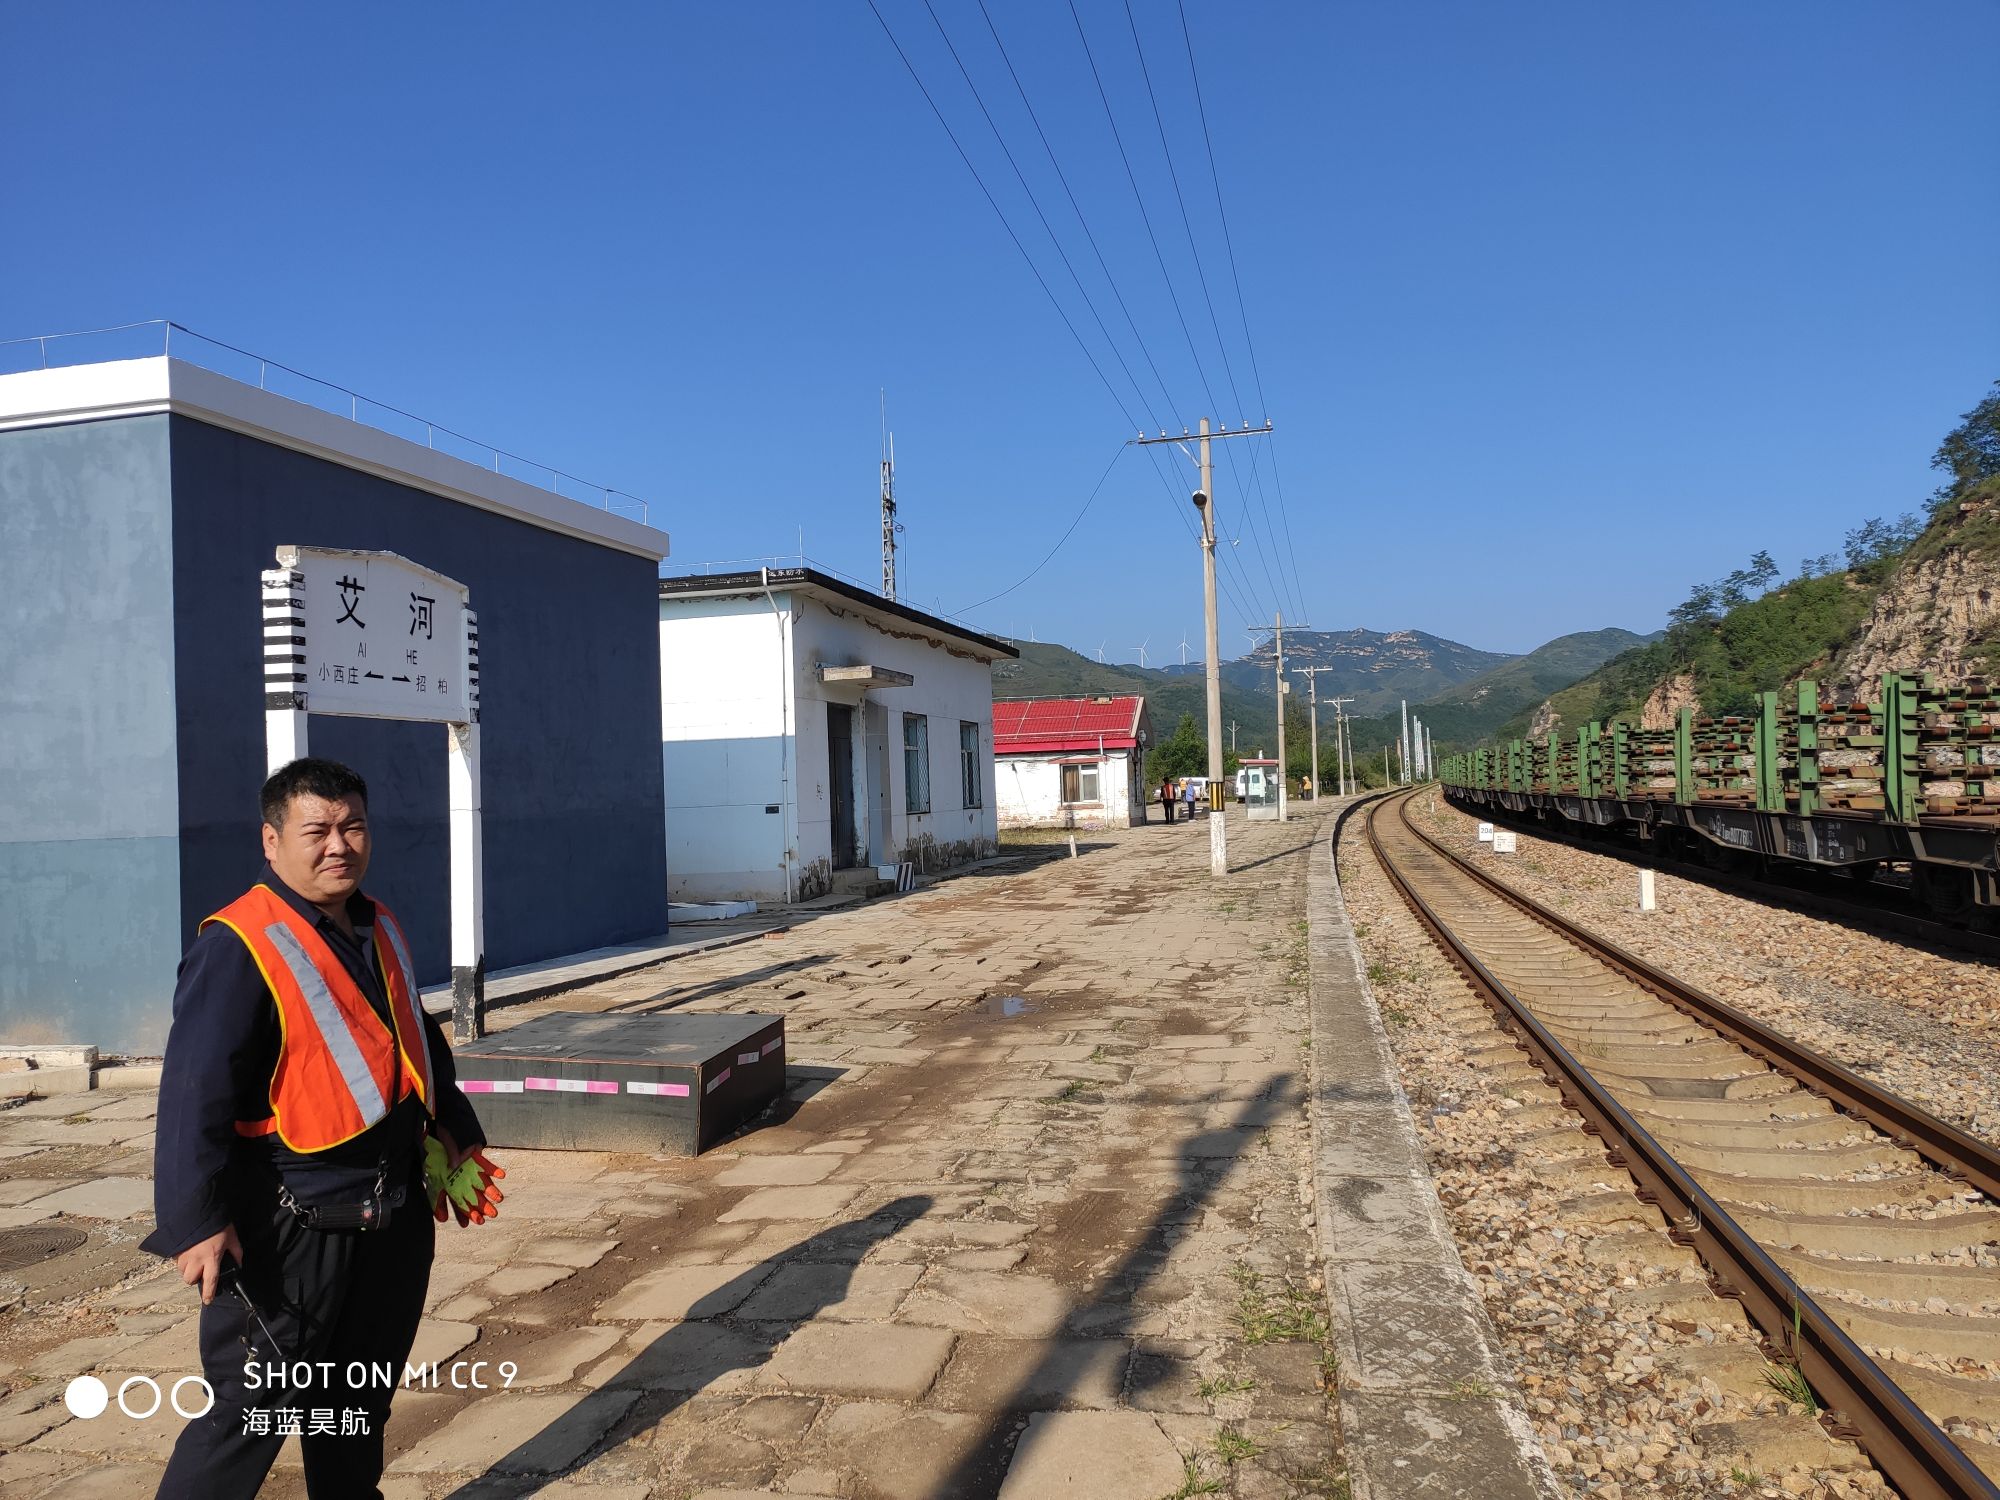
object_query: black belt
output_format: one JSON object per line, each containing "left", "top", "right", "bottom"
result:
{"left": 275, "top": 1161, "right": 404, "bottom": 1231}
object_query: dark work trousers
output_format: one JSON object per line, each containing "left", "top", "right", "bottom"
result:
{"left": 1162, "top": 796, "right": 1174, "bottom": 823}
{"left": 156, "top": 1190, "right": 434, "bottom": 1500}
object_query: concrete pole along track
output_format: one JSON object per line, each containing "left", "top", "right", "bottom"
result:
{"left": 1367, "top": 791, "right": 2000, "bottom": 1498}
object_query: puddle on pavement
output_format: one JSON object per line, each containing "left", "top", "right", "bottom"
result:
{"left": 983, "top": 995, "right": 1036, "bottom": 1018}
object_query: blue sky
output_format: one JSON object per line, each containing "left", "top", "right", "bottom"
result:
{"left": 5, "top": 1, "right": 1995, "bottom": 658}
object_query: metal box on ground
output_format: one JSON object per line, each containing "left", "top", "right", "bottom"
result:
{"left": 454, "top": 1011, "right": 785, "bottom": 1155}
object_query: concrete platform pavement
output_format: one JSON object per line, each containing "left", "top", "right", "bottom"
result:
{"left": 413, "top": 854, "right": 1049, "bottom": 1021}
{"left": 2, "top": 808, "right": 1354, "bottom": 1499}
{"left": 1306, "top": 799, "right": 1555, "bottom": 1500}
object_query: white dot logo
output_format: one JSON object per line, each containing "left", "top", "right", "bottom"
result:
{"left": 63, "top": 1376, "right": 109, "bottom": 1419}
{"left": 170, "top": 1376, "right": 215, "bottom": 1419}
{"left": 117, "top": 1377, "right": 162, "bottom": 1419}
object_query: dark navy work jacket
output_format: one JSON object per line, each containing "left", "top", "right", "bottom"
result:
{"left": 142, "top": 866, "right": 485, "bottom": 1260}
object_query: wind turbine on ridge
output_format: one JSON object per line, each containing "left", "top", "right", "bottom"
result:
{"left": 1131, "top": 637, "right": 1150, "bottom": 669}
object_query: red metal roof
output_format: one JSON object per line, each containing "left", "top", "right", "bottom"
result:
{"left": 992, "top": 695, "right": 1149, "bottom": 756}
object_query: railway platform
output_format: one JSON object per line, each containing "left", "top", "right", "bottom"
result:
{"left": 1, "top": 809, "right": 1357, "bottom": 1499}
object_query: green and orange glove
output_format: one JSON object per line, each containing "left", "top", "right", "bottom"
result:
{"left": 443, "top": 1148, "right": 506, "bottom": 1226}
{"left": 423, "top": 1135, "right": 452, "bottom": 1222}
{"left": 424, "top": 1137, "right": 507, "bottom": 1225}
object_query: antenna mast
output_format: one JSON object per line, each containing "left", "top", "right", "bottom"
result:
{"left": 880, "top": 391, "right": 900, "bottom": 600}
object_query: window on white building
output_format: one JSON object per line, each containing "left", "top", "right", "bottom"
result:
{"left": 960, "top": 721, "right": 981, "bottom": 808}
{"left": 1060, "top": 762, "right": 1100, "bottom": 803}
{"left": 903, "top": 713, "right": 931, "bottom": 813}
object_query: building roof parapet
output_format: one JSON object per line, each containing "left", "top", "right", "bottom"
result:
{"left": 659, "top": 566, "right": 1019, "bottom": 662}
{"left": 0, "top": 322, "right": 666, "bottom": 561}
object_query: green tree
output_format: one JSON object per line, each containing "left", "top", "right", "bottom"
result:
{"left": 1144, "top": 712, "right": 1207, "bottom": 784}
{"left": 1933, "top": 379, "right": 2000, "bottom": 491}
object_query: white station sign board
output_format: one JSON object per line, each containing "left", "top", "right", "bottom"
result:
{"left": 262, "top": 545, "right": 485, "bottom": 1042}
{"left": 1492, "top": 830, "right": 1518, "bottom": 854}
{"left": 1477, "top": 821, "right": 1494, "bottom": 843}
{"left": 284, "top": 546, "right": 471, "bottom": 724}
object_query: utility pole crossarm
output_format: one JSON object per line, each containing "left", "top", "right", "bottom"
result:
{"left": 1128, "top": 420, "right": 1272, "bottom": 450}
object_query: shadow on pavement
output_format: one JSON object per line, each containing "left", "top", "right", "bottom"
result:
{"left": 1230, "top": 837, "right": 1319, "bottom": 874}
{"left": 936, "top": 1080, "right": 1299, "bottom": 1497}
{"left": 434, "top": 1193, "right": 935, "bottom": 1498}
{"left": 592, "top": 953, "right": 834, "bottom": 1016}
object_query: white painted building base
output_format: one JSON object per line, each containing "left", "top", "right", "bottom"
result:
{"left": 995, "top": 751, "right": 1145, "bottom": 830}
{"left": 669, "top": 900, "right": 759, "bottom": 922}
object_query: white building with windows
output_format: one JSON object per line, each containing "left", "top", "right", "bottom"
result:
{"left": 658, "top": 567, "right": 1016, "bottom": 903}
{"left": 992, "top": 695, "right": 1153, "bottom": 830}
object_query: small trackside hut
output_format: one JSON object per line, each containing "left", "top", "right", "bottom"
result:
{"left": 991, "top": 695, "right": 1154, "bottom": 830}
{"left": 657, "top": 567, "right": 1018, "bottom": 904}
{"left": 0, "top": 353, "right": 671, "bottom": 1053}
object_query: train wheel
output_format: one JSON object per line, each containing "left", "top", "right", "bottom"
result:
{"left": 1914, "top": 864, "right": 1977, "bottom": 922}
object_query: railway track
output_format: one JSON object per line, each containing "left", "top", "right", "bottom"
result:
{"left": 1362, "top": 790, "right": 2000, "bottom": 1499}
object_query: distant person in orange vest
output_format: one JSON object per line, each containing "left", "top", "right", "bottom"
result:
{"left": 1159, "top": 775, "right": 1176, "bottom": 823}
{"left": 145, "top": 758, "right": 493, "bottom": 1500}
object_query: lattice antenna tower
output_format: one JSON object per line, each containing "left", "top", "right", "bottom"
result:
{"left": 880, "top": 390, "right": 903, "bottom": 600}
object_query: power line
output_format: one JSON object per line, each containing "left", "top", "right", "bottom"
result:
{"left": 973, "top": 0, "right": 1184, "bottom": 427}
{"left": 954, "top": 443, "right": 1127, "bottom": 614}
{"left": 1066, "top": 0, "right": 1228, "bottom": 438}
{"left": 1066, "top": 0, "right": 1288, "bottom": 627}
{"left": 918, "top": 0, "right": 1165, "bottom": 435}
{"left": 1176, "top": 0, "right": 1310, "bottom": 624}
{"left": 1122, "top": 0, "right": 1301, "bottom": 625}
{"left": 863, "top": 0, "right": 1150, "bottom": 442}
{"left": 867, "top": 0, "right": 1270, "bottom": 642}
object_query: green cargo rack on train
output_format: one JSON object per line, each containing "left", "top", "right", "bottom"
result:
{"left": 1438, "top": 670, "right": 2000, "bottom": 927}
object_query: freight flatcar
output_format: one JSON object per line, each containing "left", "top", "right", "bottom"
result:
{"left": 1438, "top": 671, "right": 2000, "bottom": 927}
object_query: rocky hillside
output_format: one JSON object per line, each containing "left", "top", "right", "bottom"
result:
{"left": 1821, "top": 481, "right": 2000, "bottom": 694}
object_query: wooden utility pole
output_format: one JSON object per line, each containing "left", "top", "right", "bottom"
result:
{"left": 1132, "top": 417, "right": 1273, "bottom": 875}
{"left": 1273, "top": 611, "right": 1288, "bottom": 822}
{"left": 1293, "top": 667, "right": 1340, "bottom": 804}
{"left": 1326, "top": 694, "right": 1354, "bottom": 797}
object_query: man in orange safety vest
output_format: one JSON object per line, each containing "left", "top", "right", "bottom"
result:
{"left": 145, "top": 757, "right": 493, "bottom": 1499}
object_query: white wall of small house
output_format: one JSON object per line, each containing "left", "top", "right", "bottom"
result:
{"left": 658, "top": 592, "right": 797, "bottom": 903}
{"left": 995, "top": 749, "right": 1141, "bottom": 829}
{"left": 662, "top": 587, "right": 1005, "bottom": 905}
{"left": 791, "top": 592, "right": 999, "bottom": 887}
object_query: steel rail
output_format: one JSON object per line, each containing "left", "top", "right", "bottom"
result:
{"left": 1447, "top": 792, "right": 2000, "bottom": 964}
{"left": 1402, "top": 797, "right": 2000, "bottom": 1201}
{"left": 1363, "top": 792, "right": 2000, "bottom": 1500}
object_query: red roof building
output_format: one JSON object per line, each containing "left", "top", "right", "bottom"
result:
{"left": 991, "top": 695, "right": 1151, "bottom": 758}
{"left": 991, "top": 695, "right": 1155, "bottom": 830}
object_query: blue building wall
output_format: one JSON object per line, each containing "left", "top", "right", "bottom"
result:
{"left": 0, "top": 417, "right": 187, "bottom": 1052}
{"left": 168, "top": 414, "right": 668, "bottom": 992}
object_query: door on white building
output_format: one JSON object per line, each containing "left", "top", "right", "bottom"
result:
{"left": 828, "top": 704, "right": 857, "bottom": 870}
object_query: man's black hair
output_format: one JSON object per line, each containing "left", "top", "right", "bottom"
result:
{"left": 260, "top": 758, "right": 369, "bottom": 830}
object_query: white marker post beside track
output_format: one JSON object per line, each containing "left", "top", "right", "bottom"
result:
{"left": 261, "top": 546, "right": 487, "bottom": 1043}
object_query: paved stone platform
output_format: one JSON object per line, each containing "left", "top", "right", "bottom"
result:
{"left": 0, "top": 809, "right": 1347, "bottom": 1499}
{"left": 1307, "top": 799, "right": 1554, "bottom": 1500}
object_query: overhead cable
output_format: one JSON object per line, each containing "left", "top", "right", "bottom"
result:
{"left": 972, "top": 0, "right": 1184, "bottom": 426}
{"left": 1176, "top": 0, "right": 1310, "bottom": 622}
{"left": 1121, "top": 0, "right": 1300, "bottom": 624}
{"left": 864, "top": 0, "right": 1154, "bottom": 445}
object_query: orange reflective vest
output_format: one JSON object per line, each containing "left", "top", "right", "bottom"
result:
{"left": 205, "top": 885, "right": 436, "bottom": 1154}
